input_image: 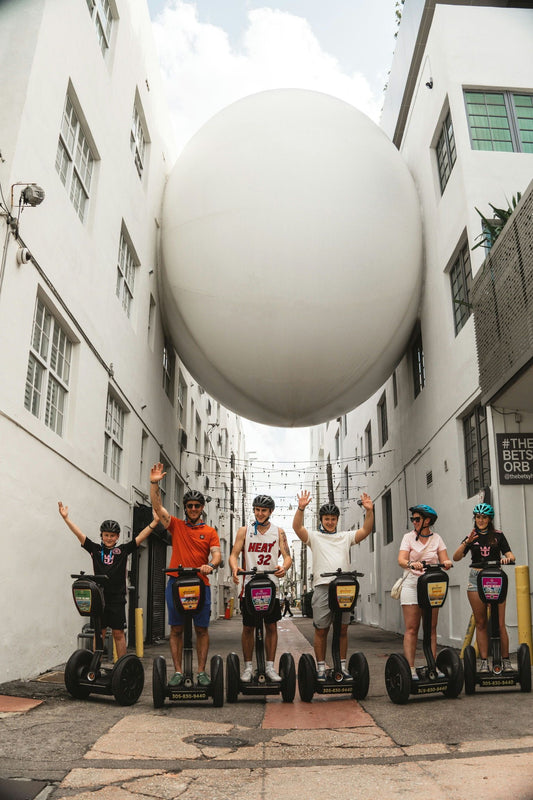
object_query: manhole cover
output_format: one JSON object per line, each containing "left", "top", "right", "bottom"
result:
{"left": 191, "top": 735, "right": 247, "bottom": 748}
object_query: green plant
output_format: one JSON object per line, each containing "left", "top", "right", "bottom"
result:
{"left": 472, "top": 192, "right": 522, "bottom": 251}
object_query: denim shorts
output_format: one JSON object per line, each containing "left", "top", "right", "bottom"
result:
{"left": 166, "top": 579, "right": 211, "bottom": 627}
{"left": 312, "top": 584, "right": 351, "bottom": 628}
{"left": 467, "top": 567, "right": 481, "bottom": 592}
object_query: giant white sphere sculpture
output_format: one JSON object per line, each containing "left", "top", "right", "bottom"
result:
{"left": 160, "top": 89, "right": 422, "bottom": 427}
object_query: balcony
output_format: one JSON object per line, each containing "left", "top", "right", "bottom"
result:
{"left": 472, "top": 179, "right": 533, "bottom": 410}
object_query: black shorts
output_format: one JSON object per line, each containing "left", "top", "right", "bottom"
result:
{"left": 102, "top": 598, "right": 127, "bottom": 630}
{"left": 240, "top": 597, "right": 282, "bottom": 627}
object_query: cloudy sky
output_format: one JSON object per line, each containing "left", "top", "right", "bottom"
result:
{"left": 146, "top": 0, "right": 400, "bottom": 526}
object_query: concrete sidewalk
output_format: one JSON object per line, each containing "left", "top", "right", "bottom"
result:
{"left": 0, "top": 615, "right": 532, "bottom": 799}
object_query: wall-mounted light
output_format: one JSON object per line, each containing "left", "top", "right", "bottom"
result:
{"left": 425, "top": 78, "right": 433, "bottom": 89}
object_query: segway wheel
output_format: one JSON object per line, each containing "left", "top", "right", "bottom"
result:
{"left": 463, "top": 645, "right": 477, "bottom": 695}
{"left": 517, "top": 643, "right": 531, "bottom": 693}
{"left": 348, "top": 652, "right": 370, "bottom": 700}
{"left": 226, "top": 652, "right": 240, "bottom": 703}
{"left": 211, "top": 654, "right": 224, "bottom": 707}
{"left": 64, "top": 649, "right": 93, "bottom": 699}
{"left": 152, "top": 656, "right": 167, "bottom": 708}
{"left": 437, "top": 648, "right": 464, "bottom": 698}
{"left": 111, "top": 654, "right": 145, "bottom": 706}
{"left": 297, "top": 653, "right": 316, "bottom": 703}
{"left": 279, "top": 652, "right": 296, "bottom": 703}
{"left": 385, "top": 653, "right": 411, "bottom": 705}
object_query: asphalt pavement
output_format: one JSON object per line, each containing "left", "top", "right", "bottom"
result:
{"left": 1, "top": 612, "right": 532, "bottom": 800}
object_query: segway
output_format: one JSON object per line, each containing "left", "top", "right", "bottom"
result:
{"left": 297, "top": 569, "right": 370, "bottom": 702}
{"left": 463, "top": 560, "right": 531, "bottom": 693}
{"left": 152, "top": 566, "right": 224, "bottom": 707}
{"left": 385, "top": 563, "right": 463, "bottom": 704}
{"left": 64, "top": 572, "right": 144, "bottom": 705}
{"left": 226, "top": 568, "right": 296, "bottom": 703}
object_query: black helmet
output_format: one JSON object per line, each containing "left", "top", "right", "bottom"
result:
{"left": 319, "top": 503, "right": 340, "bottom": 518}
{"left": 252, "top": 495, "right": 275, "bottom": 510}
{"left": 100, "top": 519, "right": 120, "bottom": 535}
{"left": 409, "top": 504, "right": 438, "bottom": 525}
{"left": 183, "top": 489, "right": 205, "bottom": 506}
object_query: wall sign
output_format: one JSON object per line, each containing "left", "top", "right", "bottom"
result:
{"left": 496, "top": 434, "right": 533, "bottom": 484}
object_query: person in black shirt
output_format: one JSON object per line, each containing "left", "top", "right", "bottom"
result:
{"left": 58, "top": 502, "right": 157, "bottom": 658}
{"left": 453, "top": 502, "right": 515, "bottom": 673}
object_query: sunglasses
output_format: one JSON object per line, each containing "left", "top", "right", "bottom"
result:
{"left": 186, "top": 503, "right": 202, "bottom": 509}
{"left": 410, "top": 516, "right": 422, "bottom": 522}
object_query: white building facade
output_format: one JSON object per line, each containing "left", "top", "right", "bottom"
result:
{"left": 0, "top": 0, "right": 245, "bottom": 683}
{"left": 310, "top": 1, "right": 533, "bottom": 651}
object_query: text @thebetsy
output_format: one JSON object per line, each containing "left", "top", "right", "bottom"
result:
{"left": 496, "top": 434, "right": 533, "bottom": 484}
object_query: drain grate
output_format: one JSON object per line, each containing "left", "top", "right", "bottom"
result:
{"left": 192, "top": 734, "right": 247, "bottom": 748}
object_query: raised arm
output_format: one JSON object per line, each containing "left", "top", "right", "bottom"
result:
{"left": 58, "top": 502, "right": 86, "bottom": 545}
{"left": 292, "top": 491, "right": 311, "bottom": 544}
{"left": 150, "top": 462, "right": 171, "bottom": 529}
{"left": 229, "top": 526, "right": 247, "bottom": 584}
{"left": 354, "top": 493, "right": 374, "bottom": 544}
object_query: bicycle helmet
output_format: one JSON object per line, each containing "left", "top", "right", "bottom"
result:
{"left": 473, "top": 502, "right": 494, "bottom": 518}
{"left": 100, "top": 519, "right": 121, "bottom": 535}
{"left": 252, "top": 495, "right": 275, "bottom": 510}
{"left": 319, "top": 502, "right": 340, "bottom": 518}
{"left": 409, "top": 504, "right": 438, "bottom": 525}
{"left": 183, "top": 489, "right": 205, "bottom": 506}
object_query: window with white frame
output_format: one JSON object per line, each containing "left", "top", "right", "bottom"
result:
{"left": 463, "top": 405, "right": 491, "bottom": 498}
{"left": 411, "top": 326, "right": 425, "bottom": 398}
{"left": 86, "top": 0, "right": 114, "bottom": 56}
{"left": 465, "top": 90, "right": 533, "bottom": 153}
{"left": 131, "top": 100, "right": 147, "bottom": 178}
{"left": 162, "top": 342, "right": 175, "bottom": 402}
{"left": 436, "top": 109, "right": 457, "bottom": 193}
{"left": 177, "top": 372, "right": 187, "bottom": 425}
{"left": 55, "top": 93, "right": 95, "bottom": 222}
{"left": 24, "top": 297, "right": 73, "bottom": 436}
{"left": 116, "top": 230, "right": 137, "bottom": 317}
{"left": 365, "top": 422, "right": 373, "bottom": 468}
{"left": 174, "top": 474, "right": 183, "bottom": 518}
{"left": 450, "top": 242, "right": 473, "bottom": 335}
{"left": 103, "top": 391, "right": 126, "bottom": 481}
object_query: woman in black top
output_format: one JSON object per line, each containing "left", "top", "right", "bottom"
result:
{"left": 453, "top": 503, "right": 515, "bottom": 673}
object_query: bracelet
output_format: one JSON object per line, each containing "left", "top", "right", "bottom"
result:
{"left": 149, "top": 523, "right": 157, "bottom": 530}
{"left": 298, "top": 507, "right": 305, "bottom": 512}
{"left": 150, "top": 480, "right": 159, "bottom": 484}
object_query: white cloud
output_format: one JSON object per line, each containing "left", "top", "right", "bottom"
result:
{"left": 152, "top": 1, "right": 382, "bottom": 154}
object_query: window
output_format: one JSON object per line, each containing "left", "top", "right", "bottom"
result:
{"left": 140, "top": 429, "right": 148, "bottom": 484}
{"left": 24, "top": 298, "right": 73, "bottom": 436}
{"left": 463, "top": 405, "right": 491, "bottom": 497}
{"left": 465, "top": 91, "right": 533, "bottom": 153}
{"left": 334, "top": 429, "right": 340, "bottom": 460}
{"left": 343, "top": 466, "right": 349, "bottom": 500}
{"left": 174, "top": 475, "right": 183, "bottom": 518}
{"left": 392, "top": 371, "right": 398, "bottom": 407}
{"left": 382, "top": 491, "right": 393, "bottom": 545}
{"left": 116, "top": 230, "right": 137, "bottom": 317}
{"left": 177, "top": 373, "right": 187, "bottom": 425}
{"left": 159, "top": 453, "right": 169, "bottom": 506}
{"left": 86, "top": 0, "right": 114, "bottom": 56}
{"left": 365, "top": 422, "right": 373, "bottom": 468}
{"left": 103, "top": 392, "right": 125, "bottom": 481}
{"left": 450, "top": 242, "right": 472, "bottom": 335}
{"left": 162, "top": 342, "right": 175, "bottom": 402}
{"left": 411, "top": 326, "right": 425, "bottom": 398}
{"left": 378, "top": 392, "right": 388, "bottom": 447}
{"left": 55, "top": 93, "right": 95, "bottom": 222}
{"left": 131, "top": 99, "right": 147, "bottom": 178}
{"left": 436, "top": 110, "right": 456, "bottom": 192}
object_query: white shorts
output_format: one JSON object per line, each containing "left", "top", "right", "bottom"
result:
{"left": 400, "top": 572, "right": 420, "bottom": 605}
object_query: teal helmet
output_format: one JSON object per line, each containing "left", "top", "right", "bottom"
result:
{"left": 409, "top": 504, "right": 438, "bottom": 525}
{"left": 473, "top": 502, "right": 494, "bottom": 519}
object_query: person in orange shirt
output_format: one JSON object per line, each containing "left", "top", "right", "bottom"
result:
{"left": 150, "top": 463, "right": 221, "bottom": 687}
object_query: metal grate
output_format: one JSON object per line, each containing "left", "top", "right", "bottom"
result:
{"left": 471, "top": 181, "right": 533, "bottom": 403}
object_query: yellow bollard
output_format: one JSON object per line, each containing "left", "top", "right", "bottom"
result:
{"left": 515, "top": 565, "right": 533, "bottom": 655}
{"left": 135, "top": 607, "right": 144, "bottom": 657}
{"left": 113, "top": 638, "right": 118, "bottom": 663}
{"left": 229, "top": 597, "right": 234, "bottom": 619}
{"left": 460, "top": 614, "right": 477, "bottom": 658}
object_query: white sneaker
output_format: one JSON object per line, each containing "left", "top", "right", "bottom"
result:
{"left": 241, "top": 664, "right": 253, "bottom": 682}
{"left": 410, "top": 668, "right": 419, "bottom": 681}
{"left": 502, "top": 658, "right": 513, "bottom": 673}
{"left": 265, "top": 664, "right": 282, "bottom": 682}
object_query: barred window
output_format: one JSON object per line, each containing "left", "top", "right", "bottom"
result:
{"left": 450, "top": 243, "right": 472, "bottom": 335}
{"left": 465, "top": 90, "right": 533, "bottom": 153}
{"left": 55, "top": 94, "right": 95, "bottom": 222}
{"left": 463, "top": 405, "right": 491, "bottom": 497}
{"left": 86, "top": 0, "right": 114, "bottom": 56}
{"left": 436, "top": 110, "right": 457, "bottom": 193}
{"left": 131, "top": 102, "right": 147, "bottom": 178}
{"left": 24, "top": 298, "right": 72, "bottom": 436}
{"left": 103, "top": 392, "right": 125, "bottom": 481}
{"left": 116, "top": 232, "right": 137, "bottom": 317}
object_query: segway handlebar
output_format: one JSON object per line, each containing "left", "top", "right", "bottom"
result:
{"left": 237, "top": 567, "right": 278, "bottom": 576}
{"left": 320, "top": 568, "right": 365, "bottom": 578}
{"left": 164, "top": 565, "right": 202, "bottom": 576}
{"left": 412, "top": 561, "right": 453, "bottom": 570}
{"left": 470, "top": 559, "right": 515, "bottom": 569}
{"left": 70, "top": 572, "right": 109, "bottom": 583}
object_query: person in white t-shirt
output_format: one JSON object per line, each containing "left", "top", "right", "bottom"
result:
{"left": 398, "top": 503, "right": 452, "bottom": 680}
{"left": 293, "top": 490, "right": 374, "bottom": 681}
